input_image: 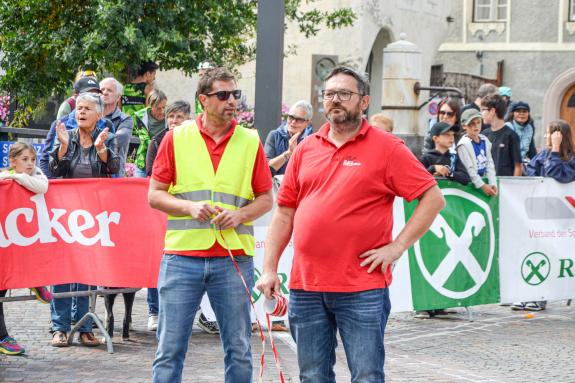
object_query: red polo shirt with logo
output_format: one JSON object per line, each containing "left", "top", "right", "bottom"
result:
{"left": 277, "top": 119, "right": 436, "bottom": 292}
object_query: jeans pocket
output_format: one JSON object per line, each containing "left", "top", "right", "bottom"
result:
{"left": 233, "top": 255, "right": 253, "bottom": 264}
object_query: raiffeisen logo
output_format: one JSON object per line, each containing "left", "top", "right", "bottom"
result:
{"left": 412, "top": 188, "right": 497, "bottom": 300}
{"left": 524, "top": 196, "right": 575, "bottom": 220}
{"left": 0, "top": 194, "right": 121, "bottom": 248}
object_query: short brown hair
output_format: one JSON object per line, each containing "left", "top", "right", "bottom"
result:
{"left": 481, "top": 94, "right": 507, "bottom": 120}
{"left": 197, "top": 67, "right": 236, "bottom": 96}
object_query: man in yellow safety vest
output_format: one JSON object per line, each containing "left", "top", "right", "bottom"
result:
{"left": 148, "top": 67, "right": 273, "bottom": 383}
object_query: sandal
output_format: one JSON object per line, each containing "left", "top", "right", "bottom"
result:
{"left": 51, "top": 331, "right": 69, "bottom": 347}
{"left": 79, "top": 332, "right": 101, "bottom": 347}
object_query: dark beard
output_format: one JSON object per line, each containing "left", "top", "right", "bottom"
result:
{"left": 326, "top": 106, "right": 362, "bottom": 133}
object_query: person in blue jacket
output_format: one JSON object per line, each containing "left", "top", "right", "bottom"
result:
{"left": 526, "top": 119, "right": 575, "bottom": 183}
{"left": 264, "top": 100, "right": 314, "bottom": 176}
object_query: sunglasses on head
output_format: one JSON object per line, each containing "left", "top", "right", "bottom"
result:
{"left": 204, "top": 89, "right": 242, "bottom": 101}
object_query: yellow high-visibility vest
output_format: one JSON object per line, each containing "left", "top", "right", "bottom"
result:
{"left": 165, "top": 121, "right": 259, "bottom": 255}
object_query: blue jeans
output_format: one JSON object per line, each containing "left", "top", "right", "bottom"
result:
{"left": 152, "top": 254, "right": 254, "bottom": 383}
{"left": 289, "top": 288, "right": 391, "bottom": 383}
{"left": 147, "top": 288, "right": 159, "bottom": 316}
{"left": 50, "top": 283, "right": 92, "bottom": 333}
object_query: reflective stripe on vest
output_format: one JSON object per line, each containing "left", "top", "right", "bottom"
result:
{"left": 164, "top": 121, "right": 260, "bottom": 255}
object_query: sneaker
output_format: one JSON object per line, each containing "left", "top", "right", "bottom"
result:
{"left": 147, "top": 315, "right": 159, "bottom": 331}
{"left": 30, "top": 286, "right": 53, "bottom": 304}
{"left": 510, "top": 302, "right": 526, "bottom": 310}
{"left": 0, "top": 336, "right": 25, "bottom": 355}
{"left": 414, "top": 311, "right": 431, "bottom": 319}
{"left": 524, "top": 302, "right": 543, "bottom": 311}
{"left": 197, "top": 313, "right": 219, "bottom": 334}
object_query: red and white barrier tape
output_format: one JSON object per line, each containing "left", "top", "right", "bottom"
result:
{"left": 218, "top": 228, "right": 286, "bottom": 383}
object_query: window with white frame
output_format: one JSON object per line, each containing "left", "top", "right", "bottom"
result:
{"left": 474, "top": 0, "right": 508, "bottom": 22}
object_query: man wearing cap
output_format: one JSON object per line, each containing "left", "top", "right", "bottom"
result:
{"left": 40, "top": 80, "right": 106, "bottom": 177}
{"left": 56, "top": 74, "right": 100, "bottom": 119}
{"left": 457, "top": 109, "right": 498, "bottom": 196}
{"left": 256, "top": 66, "right": 445, "bottom": 382}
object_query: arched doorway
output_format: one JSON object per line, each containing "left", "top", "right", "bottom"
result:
{"left": 366, "top": 29, "right": 393, "bottom": 117}
{"left": 542, "top": 67, "right": 575, "bottom": 142}
{"left": 560, "top": 83, "right": 575, "bottom": 139}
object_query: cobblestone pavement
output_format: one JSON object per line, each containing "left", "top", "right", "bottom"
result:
{"left": 0, "top": 290, "right": 573, "bottom": 382}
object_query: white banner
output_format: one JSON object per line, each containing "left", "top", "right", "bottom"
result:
{"left": 499, "top": 177, "right": 575, "bottom": 302}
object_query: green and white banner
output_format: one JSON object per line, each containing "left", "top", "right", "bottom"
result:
{"left": 499, "top": 177, "right": 575, "bottom": 302}
{"left": 400, "top": 180, "right": 500, "bottom": 311}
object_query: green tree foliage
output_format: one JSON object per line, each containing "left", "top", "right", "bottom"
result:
{"left": 0, "top": 0, "right": 355, "bottom": 119}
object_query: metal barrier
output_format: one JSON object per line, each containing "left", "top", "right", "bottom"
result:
{"left": 0, "top": 287, "right": 140, "bottom": 354}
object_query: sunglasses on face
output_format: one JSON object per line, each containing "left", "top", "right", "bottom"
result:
{"left": 204, "top": 89, "right": 242, "bottom": 101}
{"left": 439, "top": 110, "right": 455, "bottom": 118}
{"left": 287, "top": 114, "right": 307, "bottom": 123}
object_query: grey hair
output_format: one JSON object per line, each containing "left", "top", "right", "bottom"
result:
{"left": 324, "top": 66, "right": 370, "bottom": 96}
{"left": 100, "top": 77, "right": 124, "bottom": 95}
{"left": 291, "top": 100, "right": 313, "bottom": 120}
{"left": 146, "top": 88, "right": 168, "bottom": 107}
{"left": 477, "top": 83, "right": 499, "bottom": 99}
{"left": 165, "top": 100, "right": 191, "bottom": 117}
{"left": 76, "top": 92, "right": 103, "bottom": 114}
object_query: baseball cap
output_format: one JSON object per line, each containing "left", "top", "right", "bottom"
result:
{"left": 509, "top": 101, "right": 530, "bottom": 113}
{"left": 499, "top": 86, "right": 512, "bottom": 98}
{"left": 74, "top": 77, "right": 102, "bottom": 94}
{"left": 461, "top": 109, "right": 482, "bottom": 126}
{"left": 429, "top": 121, "right": 455, "bottom": 137}
{"left": 197, "top": 62, "right": 214, "bottom": 70}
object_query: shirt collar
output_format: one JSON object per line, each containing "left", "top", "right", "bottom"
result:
{"left": 316, "top": 118, "right": 371, "bottom": 142}
{"left": 196, "top": 114, "right": 237, "bottom": 141}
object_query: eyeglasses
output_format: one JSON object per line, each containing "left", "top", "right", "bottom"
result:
{"left": 204, "top": 90, "right": 242, "bottom": 101}
{"left": 438, "top": 110, "right": 455, "bottom": 118}
{"left": 321, "top": 89, "right": 363, "bottom": 101}
{"left": 287, "top": 114, "right": 307, "bottom": 123}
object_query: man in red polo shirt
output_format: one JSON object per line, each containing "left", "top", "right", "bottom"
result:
{"left": 256, "top": 66, "right": 445, "bottom": 382}
{"left": 148, "top": 67, "right": 272, "bottom": 383}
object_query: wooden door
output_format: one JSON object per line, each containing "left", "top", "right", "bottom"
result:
{"left": 560, "top": 83, "right": 575, "bottom": 141}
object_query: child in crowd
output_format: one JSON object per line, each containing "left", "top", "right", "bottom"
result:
{"left": 456, "top": 109, "right": 498, "bottom": 196}
{"left": 420, "top": 121, "right": 470, "bottom": 185}
{"left": 369, "top": 113, "right": 394, "bottom": 133}
{"left": 416, "top": 122, "right": 469, "bottom": 319}
{"left": 0, "top": 142, "right": 53, "bottom": 355}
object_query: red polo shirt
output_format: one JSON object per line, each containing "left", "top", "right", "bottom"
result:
{"left": 152, "top": 116, "right": 272, "bottom": 257}
{"left": 277, "top": 119, "right": 436, "bottom": 292}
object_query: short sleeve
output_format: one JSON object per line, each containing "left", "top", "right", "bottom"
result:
{"left": 151, "top": 130, "right": 175, "bottom": 184}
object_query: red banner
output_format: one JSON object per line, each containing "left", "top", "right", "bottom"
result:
{"left": 0, "top": 178, "right": 166, "bottom": 290}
